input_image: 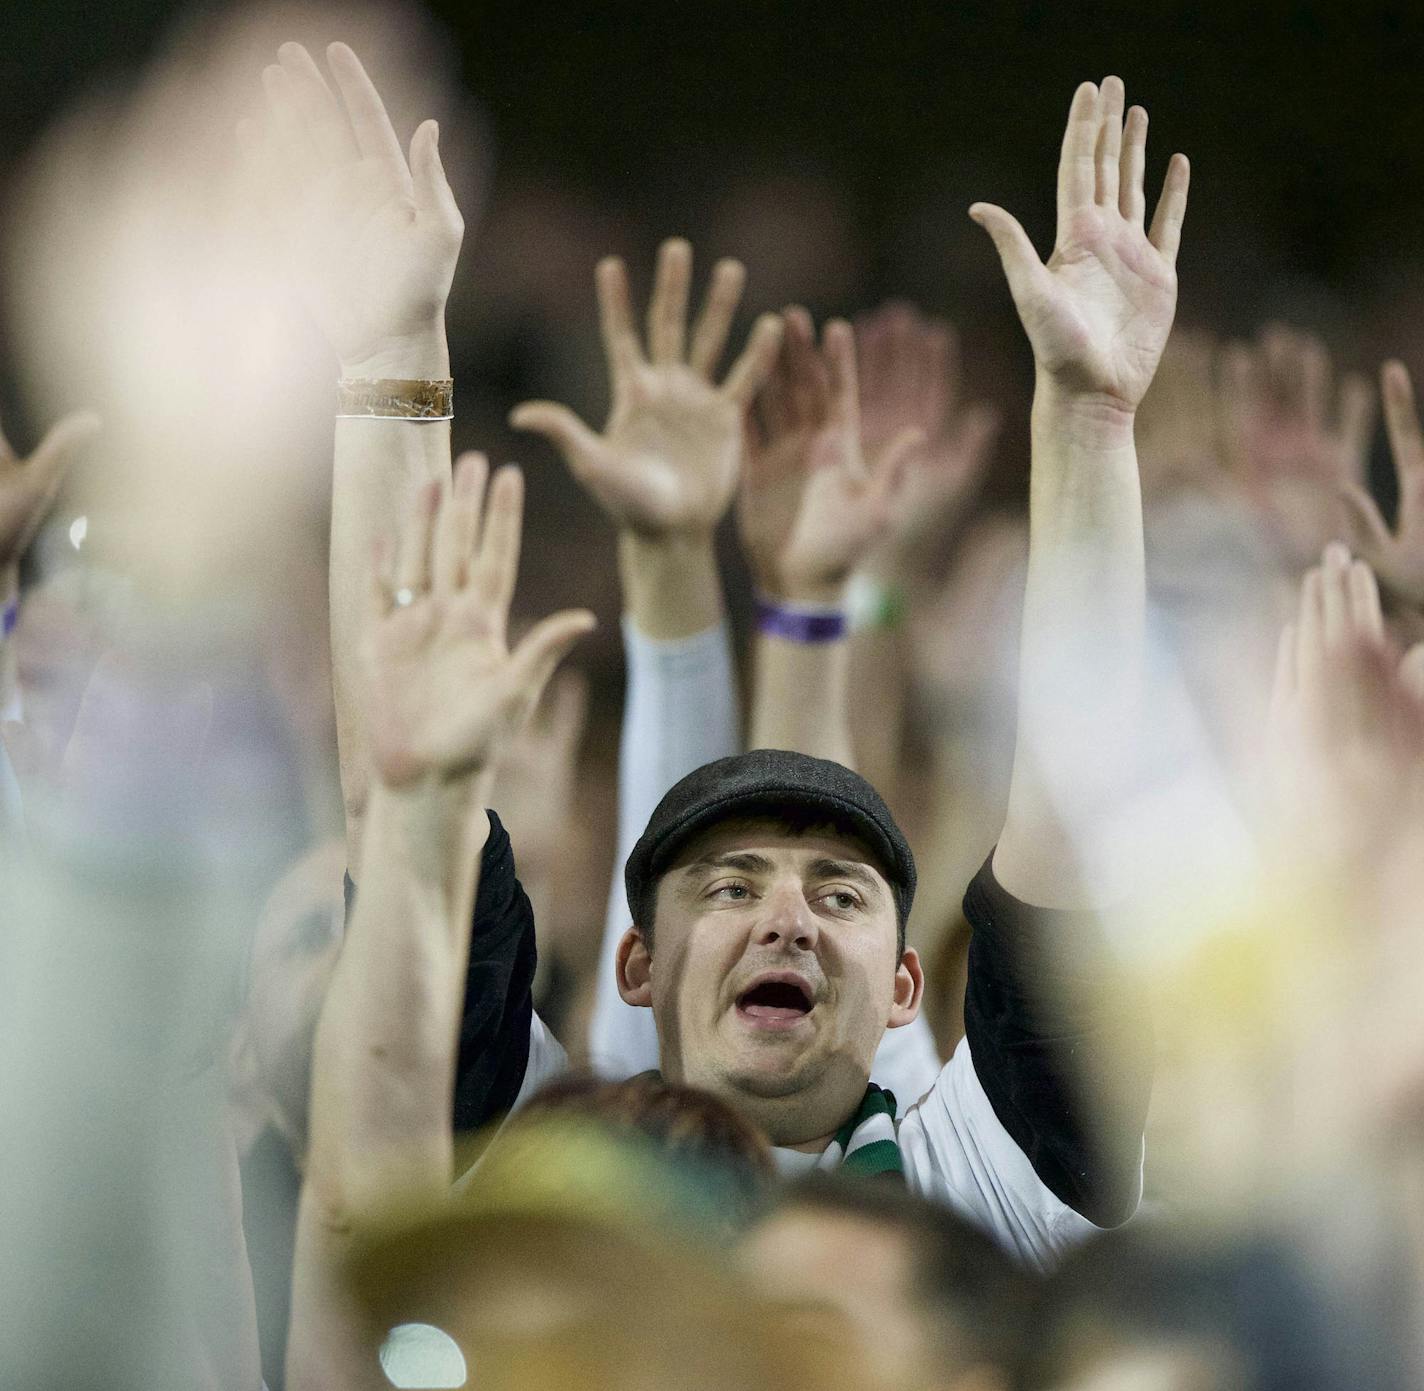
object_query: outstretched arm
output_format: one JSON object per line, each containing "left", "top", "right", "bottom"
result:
{"left": 288, "top": 458, "right": 592, "bottom": 1389}
{"left": 972, "top": 77, "right": 1189, "bottom": 908}
{"left": 243, "top": 42, "right": 464, "bottom": 875}
{"left": 512, "top": 239, "right": 780, "bottom": 1075}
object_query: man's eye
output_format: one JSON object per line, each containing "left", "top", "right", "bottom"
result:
{"left": 710, "top": 882, "right": 751, "bottom": 901}
{"left": 820, "top": 889, "right": 862, "bottom": 912}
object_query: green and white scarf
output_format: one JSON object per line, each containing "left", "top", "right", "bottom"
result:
{"left": 818, "top": 1083, "right": 902, "bottom": 1179}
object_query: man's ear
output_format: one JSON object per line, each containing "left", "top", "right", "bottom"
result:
{"left": 887, "top": 946, "right": 924, "bottom": 1029}
{"left": 616, "top": 926, "right": 653, "bottom": 1007}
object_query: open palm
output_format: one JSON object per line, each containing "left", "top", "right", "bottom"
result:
{"left": 366, "top": 454, "right": 593, "bottom": 787}
{"left": 243, "top": 42, "right": 463, "bottom": 375}
{"left": 971, "top": 78, "right": 1189, "bottom": 411}
{"left": 511, "top": 239, "right": 782, "bottom": 537}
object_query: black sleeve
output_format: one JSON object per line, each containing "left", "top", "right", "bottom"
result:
{"left": 961, "top": 854, "right": 1151, "bottom": 1228}
{"left": 342, "top": 808, "right": 537, "bottom": 1135}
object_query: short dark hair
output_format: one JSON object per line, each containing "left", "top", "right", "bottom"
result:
{"left": 634, "top": 806, "right": 908, "bottom": 957}
{"left": 768, "top": 1174, "right": 1031, "bottom": 1374}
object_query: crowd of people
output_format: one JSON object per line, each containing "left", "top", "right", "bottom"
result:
{"left": 2, "top": 11, "right": 1424, "bottom": 1391}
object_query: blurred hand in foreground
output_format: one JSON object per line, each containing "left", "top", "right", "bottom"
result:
{"left": 511, "top": 237, "right": 782, "bottom": 539}
{"left": 364, "top": 452, "right": 594, "bottom": 788}
{"left": 241, "top": 41, "right": 464, "bottom": 378}
{"left": 739, "top": 308, "right": 918, "bottom": 603}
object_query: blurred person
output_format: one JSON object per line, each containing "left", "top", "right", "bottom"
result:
{"left": 742, "top": 1174, "right": 1031, "bottom": 1391}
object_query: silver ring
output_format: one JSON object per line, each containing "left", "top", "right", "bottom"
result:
{"left": 393, "top": 587, "right": 416, "bottom": 609}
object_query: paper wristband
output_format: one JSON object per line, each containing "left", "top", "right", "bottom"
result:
{"left": 755, "top": 596, "right": 847, "bottom": 643}
{"left": 2, "top": 599, "right": 17, "bottom": 638}
{"left": 336, "top": 378, "right": 454, "bottom": 421}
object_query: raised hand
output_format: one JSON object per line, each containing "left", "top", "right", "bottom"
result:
{"left": 739, "top": 308, "right": 917, "bottom": 601}
{"left": 240, "top": 42, "right": 463, "bottom": 378}
{"left": 364, "top": 453, "right": 594, "bottom": 787}
{"left": 855, "top": 302, "right": 999, "bottom": 578}
{"left": 0, "top": 411, "right": 99, "bottom": 571}
{"left": 1339, "top": 360, "right": 1424, "bottom": 608}
{"left": 971, "top": 77, "right": 1189, "bottom": 411}
{"left": 511, "top": 238, "right": 782, "bottom": 538}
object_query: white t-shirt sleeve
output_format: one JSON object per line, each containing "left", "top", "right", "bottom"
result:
{"left": 898, "top": 1036, "right": 1136, "bottom": 1272}
{"left": 869, "top": 1014, "right": 943, "bottom": 1117}
{"left": 587, "top": 619, "right": 741, "bottom": 1079}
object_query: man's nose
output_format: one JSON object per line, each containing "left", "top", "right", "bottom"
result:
{"left": 753, "top": 881, "right": 819, "bottom": 951}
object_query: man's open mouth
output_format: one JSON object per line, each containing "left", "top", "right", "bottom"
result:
{"left": 735, "top": 973, "right": 815, "bottom": 1028}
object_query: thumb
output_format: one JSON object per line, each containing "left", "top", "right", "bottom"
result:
{"left": 510, "top": 401, "right": 608, "bottom": 477}
{"left": 410, "top": 119, "right": 463, "bottom": 231}
{"left": 505, "top": 609, "right": 597, "bottom": 722}
{"left": 968, "top": 203, "right": 1045, "bottom": 308}
{"left": 1336, "top": 481, "right": 1391, "bottom": 552}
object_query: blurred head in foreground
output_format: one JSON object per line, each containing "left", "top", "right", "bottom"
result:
{"left": 350, "top": 1109, "right": 881, "bottom": 1390}
{"left": 741, "top": 1175, "right": 1029, "bottom": 1391}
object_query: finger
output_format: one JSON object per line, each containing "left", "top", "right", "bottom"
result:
{"left": 1347, "top": 558, "right": 1385, "bottom": 643}
{"left": 595, "top": 256, "right": 644, "bottom": 386}
{"left": 276, "top": 41, "right": 357, "bottom": 165}
{"left": 433, "top": 451, "right": 487, "bottom": 596}
{"left": 1056, "top": 81, "right": 1101, "bottom": 226}
{"left": 647, "top": 237, "right": 692, "bottom": 365}
{"left": 922, "top": 321, "right": 955, "bottom": 437}
{"left": 326, "top": 42, "right": 408, "bottom": 172}
{"left": 410, "top": 120, "right": 464, "bottom": 228}
{"left": 1094, "top": 75, "right": 1125, "bottom": 208}
{"left": 505, "top": 609, "right": 598, "bottom": 718}
{"left": 1119, "top": 106, "right": 1148, "bottom": 224}
{"left": 395, "top": 478, "right": 441, "bottom": 595}
{"left": 1336, "top": 372, "right": 1377, "bottom": 486}
{"left": 823, "top": 319, "right": 863, "bottom": 458}
{"left": 472, "top": 465, "right": 525, "bottom": 619}
{"left": 688, "top": 258, "right": 747, "bottom": 377}
{"left": 781, "top": 306, "right": 823, "bottom": 425}
{"left": 952, "top": 402, "right": 1002, "bottom": 476}
{"left": 1269, "top": 621, "right": 1298, "bottom": 721}
{"left": 262, "top": 64, "right": 320, "bottom": 182}
{"left": 1320, "top": 542, "right": 1351, "bottom": 646}
{"left": 1382, "top": 359, "right": 1424, "bottom": 497}
{"left": 1337, "top": 481, "right": 1391, "bottom": 552}
{"left": 721, "top": 313, "right": 785, "bottom": 409}
{"left": 1400, "top": 643, "right": 1424, "bottom": 703}
{"left": 1147, "top": 153, "right": 1190, "bottom": 266}
{"left": 872, "top": 426, "right": 926, "bottom": 497}
{"left": 968, "top": 203, "right": 1048, "bottom": 310}
{"left": 509, "top": 401, "right": 605, "bottom": 475}
{"left": 1298, "top": 566, "right": 1324, "bottom": 662}
{"left": 855, "top": 304, "right": 892, "bottom": 412}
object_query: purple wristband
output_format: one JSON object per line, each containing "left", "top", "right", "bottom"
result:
{"left": 1, "top": 599, "right": 16, "bottom": 639}
{"left": 755, "top": 595, "right": 847, "bottom": 644}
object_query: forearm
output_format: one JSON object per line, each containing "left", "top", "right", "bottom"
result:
{"left": 330, "top": 333, "right": 452, "bottom": 871}
{"left": 305, "top": 774, "right": 487, "bottom": 1213}
{"left": 617, "top": 530, "right": 724, "bottom": 640}
{"left": 994, "top": 385, "right": 1145, "bottom": 908}
{"left": 749, "top": 631, "right": 854, "bottom": 766}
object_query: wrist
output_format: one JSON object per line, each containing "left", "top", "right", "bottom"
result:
{"left": 340, "top": 324, "right": 450, "bottom": 383}
{"left": 757, "top": 572, "right": 845, "bottom": 608}
{"left": 1031, "top": 379, "right": 1137, "bottom": 453}
{"left": 619, "top": 529, "right": 724, "bottom": 640}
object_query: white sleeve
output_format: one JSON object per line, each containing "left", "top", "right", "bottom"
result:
{"left": 512, "top": 1010, "right": 569, "bottom": 1111}
{"left": 898, "top": 1036, "right": 1133, "bottom": 1272}
{"left": 588, "top": 619, "right": 741, "bottom": 1078}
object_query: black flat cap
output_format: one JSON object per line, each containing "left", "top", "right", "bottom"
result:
{"left": 624, "top": 749, "right": 916, "bottom": 932}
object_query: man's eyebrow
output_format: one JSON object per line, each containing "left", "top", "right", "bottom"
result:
{"left": 806, "top": 858, "right": 885, "bottom": 898}
{"left": 682, "top": 851, "right": 777, "bottom": 876}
